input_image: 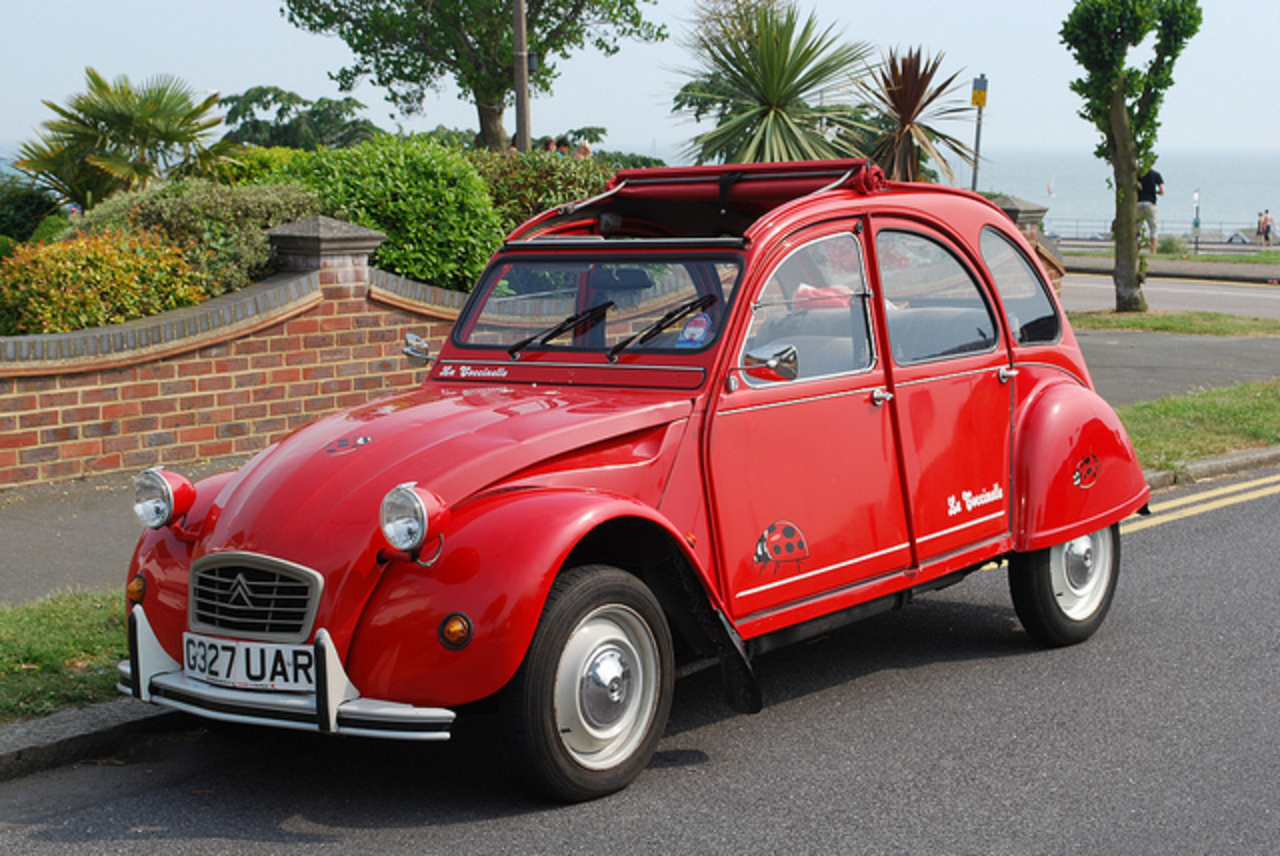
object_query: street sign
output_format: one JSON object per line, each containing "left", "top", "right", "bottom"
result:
{"left": 971, "top": 75, "right": 988, "bottom": 107}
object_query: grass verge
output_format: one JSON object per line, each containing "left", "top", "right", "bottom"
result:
{"left": 1117, "top": 378, "right": 1280, "bottom": 472}
{"left": 1067, "top": 309, "right": 1280, "bottom": 336}
{"left": 0, "top": 590, "right": 127, "bottom": 724}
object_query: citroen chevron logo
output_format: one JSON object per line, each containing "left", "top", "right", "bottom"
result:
{"left": 227, "top": 573, "right": 255, "bottom": 608}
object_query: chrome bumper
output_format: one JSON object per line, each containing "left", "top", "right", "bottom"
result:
{"left": 119, "top": 606, "right": 454, "bottom": 741}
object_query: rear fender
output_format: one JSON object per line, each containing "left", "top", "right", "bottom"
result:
{"left": 345, "top": 487, "right": 712, "bottom": 708}
{"left": 1013, "top": 381, "right": 1149, "bottom": 552}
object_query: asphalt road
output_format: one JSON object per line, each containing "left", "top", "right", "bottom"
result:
{"left": 0, "top": 467, "right": 1276, "bottom": 853}
{"left": 1060, "top": 272, "right": 1280, "bottom": 319}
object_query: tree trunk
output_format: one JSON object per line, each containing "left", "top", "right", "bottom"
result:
{"left": 475, "top": 101, "right": 509, "bottom": 152}
{"left": 1108, "top": 85, "right": 1147, "bottom": 312}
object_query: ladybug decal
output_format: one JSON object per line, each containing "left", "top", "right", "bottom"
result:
{"left": 1073, "top": 454, "right": 1100, "bottom": 489}
{"left": 754, "top": 520, "right": 810, "bottom": 572}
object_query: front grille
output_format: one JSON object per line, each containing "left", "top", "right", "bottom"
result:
{"left": 189, "top": 553, "right": 322, "bottom": 643}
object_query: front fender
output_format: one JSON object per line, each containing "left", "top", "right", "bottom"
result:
{"left": 128, "top": 470, "right": 238, "bottom": 663}
{"left": 344, "top": 487, "right": 703, "bottom": 708}
{"left": 1013, "top": 381, "right": 1149, "bottom": 552}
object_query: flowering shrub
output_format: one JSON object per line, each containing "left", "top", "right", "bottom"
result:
{"left": 0, "top": 230, "right": 205, "bottom": 334}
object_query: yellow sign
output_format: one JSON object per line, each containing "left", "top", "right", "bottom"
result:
{"left": 971, "top": 75, "right": 988, "bottom": 107}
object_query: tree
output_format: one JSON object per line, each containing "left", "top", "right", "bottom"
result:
{"left": 1061, "top": 0, "right": 1202, "bottom": 312}
{"left": 672, "top": 2, "right": 875, "bottom": 164}
{"left": 280, "top": 0, "right": 666, "bottom": 151}
{"left": 220, "top": 86, "right": 381, "bottom": 150}
{"left": 14, "top": 68, "right": 240, "bottom": 209}
{"left": 858, "top": 47, "right": 975, "bottom": 184}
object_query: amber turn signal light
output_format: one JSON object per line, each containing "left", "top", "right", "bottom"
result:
{"left": 438, "top": 613, "right": 472, "bottom": 650}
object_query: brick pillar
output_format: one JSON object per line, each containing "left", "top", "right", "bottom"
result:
{"left": 267, "top": 216, "right": 387, "bottom": 295}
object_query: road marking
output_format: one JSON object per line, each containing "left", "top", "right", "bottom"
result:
{"left": 1122, "top": 472, "right": 1280, "bottom": 534}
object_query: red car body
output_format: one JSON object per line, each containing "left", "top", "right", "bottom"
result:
{"left": 122, "top": 160, "right": 1149, "bottom": 800}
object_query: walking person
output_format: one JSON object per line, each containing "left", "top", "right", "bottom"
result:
{"left": 1138, "top": 163, "right": 1165, "bottom": 253}
{"left": 1264, "top": 210, "right": 1274, "bottom": 247}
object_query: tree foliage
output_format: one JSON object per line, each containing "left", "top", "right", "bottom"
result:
{"left": 673, "top": 2, "right": 874, "bottom": 164}
{"left": 280, "top": 0, "right": 666, "bottom": 151}
{"left": 13, "top": 68, "right": 240, "bottom": 209}
{"left": 858, "top": 47, "right": 975, "bottom": 184}
{"left": 1061, "top": 0, "right": 1202, "bottom": 311}
{"left": 220, "top": 86, "right": 382, "bottom": 150}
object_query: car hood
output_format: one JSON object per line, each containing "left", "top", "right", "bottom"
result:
{"left": 197, "top": 383, "right": 694, "bottom": 569}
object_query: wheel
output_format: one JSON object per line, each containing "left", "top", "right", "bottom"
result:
{"left": 1008, "top": 524, "right": 1120, "bottom": 647}
{"left": 504, "top": 565, "right": 674, "bottom": 801}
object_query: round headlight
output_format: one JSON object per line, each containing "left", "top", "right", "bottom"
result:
{"left": 381, "top": 483, "right": 428, "bottom": 552}
{"left": 131, "top": 468, "right": 195, "bottom": 529}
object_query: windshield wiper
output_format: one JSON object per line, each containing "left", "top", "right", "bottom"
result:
{"left": 607, "top": 294, "right": 717, "bottom": 362}
{"left": 507, "top": 301, "right": 614, "bottom": 359}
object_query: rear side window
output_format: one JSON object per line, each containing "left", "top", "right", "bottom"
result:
{"left": 979, "top": 227, "right": 1061, "bottom": 345}
{"left": 876, "top": 231, "right": 998, "bottom": 364}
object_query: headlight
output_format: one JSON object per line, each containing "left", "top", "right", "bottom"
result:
{"left": 380, "top": 482, "right": 448, "bottom": 555}
{"left": 132, "top": 468, "right": 195, "bottom": 529}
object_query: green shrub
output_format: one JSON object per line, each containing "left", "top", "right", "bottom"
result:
{"left": 465, "top": 149, "right": 616, "bottom": 235}
{"left": 69, "top": 179, "right": 321, "bottom": 295}
{"left": 0, "top": 235, "right": 14, "bottom": 261}
{"left": 271, "top": 135, "right": 504, "bottom": 291}
{"left": 28, "top": 214, "right": 69, "bottom": 244}
{"left": 0, "top": 230, "right": 205, "bottom": 334}
{"left": 215, "top": 146, "right": 301, "bottom": 185}
{"left": 0, "top": 177, "right": 58, "bottom": 243}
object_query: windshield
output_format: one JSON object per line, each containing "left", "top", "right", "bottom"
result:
{"left": 455, "top": 254, "right": 743, "bottom": 357}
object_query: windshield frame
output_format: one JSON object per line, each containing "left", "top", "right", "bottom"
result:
{"left": 451, "top": 247, "right": 746, "bottom": 360}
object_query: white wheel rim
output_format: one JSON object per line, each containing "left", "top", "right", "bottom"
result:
{"left": 1049, "top": 530, "right": 1113, "bottom": 620}
{"left": 554, "top": 604, "right": 660, "bottom": 770}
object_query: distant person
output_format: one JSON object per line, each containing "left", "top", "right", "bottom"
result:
{"left": 1264, "top": 210, "right": 1274, "bottom": 247}
{"left": 1137, "top": 164, "right": 1165, "bottom": 252}
{"left": 555, "top": 137, "right": 571, "bottom": 156}
{"left": 539, "top": 137, "right": 555, "bottom": 153}
{"left": 572, "top": 142, "right": 591, "bottom": 160}
{"left": 1258, "top": 212, "right": 1266, "bottom": 246}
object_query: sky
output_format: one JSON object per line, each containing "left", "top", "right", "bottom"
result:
{"left": 1, "top": 0, "right": 1274, "bottom": 167}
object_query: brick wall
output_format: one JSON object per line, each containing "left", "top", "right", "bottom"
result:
{"left": 0, "top": 217, "right": 465, "bottom": 490}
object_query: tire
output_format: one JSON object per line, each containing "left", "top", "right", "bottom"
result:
{"left": 504, "top": 565, "right": 674, "bottom": 802}
{"left": 1008, "top": 524, "right": 1120, "bottom": 648}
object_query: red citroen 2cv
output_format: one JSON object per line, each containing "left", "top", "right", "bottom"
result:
{"left": 122, "top": 160, "right": 1149, "bottom": 801}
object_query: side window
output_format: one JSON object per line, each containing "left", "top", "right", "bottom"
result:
{"left": 743, "top": 232, "right": 873, "bottom": 383}
{"left": 876, "top": 230, "right": 998, "bottom": 364}
{"left": 979, "top": 226, "right": 1061, "bottom": 345}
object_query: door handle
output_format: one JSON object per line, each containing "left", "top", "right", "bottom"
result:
{"left": 998, "top": 367, "right": 1020, "bottom": 384}
{"left": 871, "top": 388, "right": 894, "bottom": 406}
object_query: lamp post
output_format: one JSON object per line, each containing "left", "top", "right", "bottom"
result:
{"left": 970, "top": 74, "right": 987, "bottom": 192}
{"left": 513, "top": 0, "right": 531, "bottom": 152}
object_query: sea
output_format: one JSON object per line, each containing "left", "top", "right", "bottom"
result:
{"left": 974, "top": 148, "right": 1280, "bottom": 241}
{"left": 4, "top": 148, "right": 1277, "bottom": 241}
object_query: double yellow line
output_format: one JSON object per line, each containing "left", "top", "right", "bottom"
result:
{"left": 1122, "top": 472, "right": 1280, "bottom": 534}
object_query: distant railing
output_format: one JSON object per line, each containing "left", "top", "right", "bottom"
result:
{"left": 1044, "top": 218, "right": 1258, "bottom": 243}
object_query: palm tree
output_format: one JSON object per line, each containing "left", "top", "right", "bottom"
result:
{"left": 15, "top": 67, "right": 240, "bottom": 208}
{"left": 859, "top": 47, "right": 975, "bottom": 183}
{"left": 673, "top": 3, "right": 875, "bottom": 164}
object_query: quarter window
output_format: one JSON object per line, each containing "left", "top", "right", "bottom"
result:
{"left": 979, "top": 227, "right": 1061, "bottom": 345}
{"left": 876, "top": 231, "right": 998, "bottom": 364}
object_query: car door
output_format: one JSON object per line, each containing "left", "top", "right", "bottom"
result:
{"left": 870, "top": 223, "right": 1014, "bottom": 565}
{"left": 708, "top": 227, "right": 912, "bottom": 630}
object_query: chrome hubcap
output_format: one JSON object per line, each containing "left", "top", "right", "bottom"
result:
{"left": 580, "top": 646, "right": 632, "bottom": 729}
{"left": 1064, "top": 536, "right": 1096, "bottom": 590}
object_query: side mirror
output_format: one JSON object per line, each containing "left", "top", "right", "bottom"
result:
{"left": 402, "top": 333, "right": 432, "bottom": 367}
{"left": 742, "top": 343, "right": 798, "bottom": 383}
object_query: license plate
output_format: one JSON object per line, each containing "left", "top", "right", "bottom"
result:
{"left": 183, "top": 633, "right": 316, "bottom": 691}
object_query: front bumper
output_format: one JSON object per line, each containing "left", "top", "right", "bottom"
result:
{"left": 119, "top": 606, "right": 455, "bottom": 741}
